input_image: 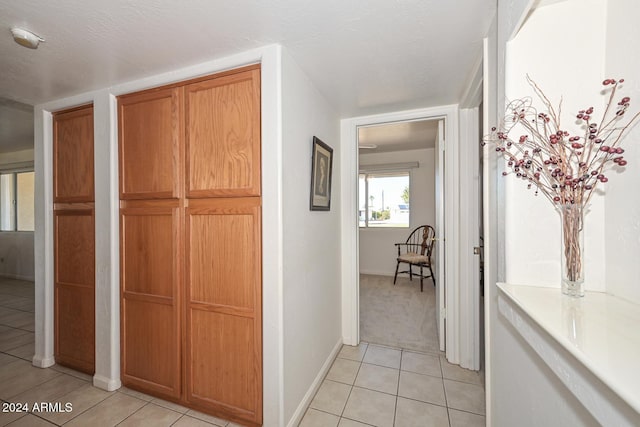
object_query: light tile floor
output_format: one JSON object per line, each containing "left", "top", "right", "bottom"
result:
{"left": 2, "top": 277, "right": 486, "bottom": 426}
{"left": 0, "top": 278, "right": 242, "bottom": 427}
{"left": 300, "top": 342, "right": 485, "bottom": 427}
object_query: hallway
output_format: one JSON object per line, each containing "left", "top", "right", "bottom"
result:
{"left": 300, "top": 342, "right": 484, "bottom": 427}
{"left": 1, "top": 277, "right": 484, "bottom": 426}
{"left": 297, "top": 274, "right": 485, "bottom": 426}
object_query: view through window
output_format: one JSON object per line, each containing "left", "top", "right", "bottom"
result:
{"left": 359, "top": 172, "right": 410, "bottom": 228}
{"left": 0, "top": 171, "right": 34, "bottom": 231}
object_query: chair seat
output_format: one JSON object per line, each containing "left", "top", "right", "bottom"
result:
{"left": 397, "top": 252, "right": 429, "bottom": 264}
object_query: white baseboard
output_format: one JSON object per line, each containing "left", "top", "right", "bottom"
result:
{"left": 32, "top": 355, "right": 55, "bottom": 368}
{"left": 93, "top": 375, "right": 122, "bottom": 392}
{"left": 0, "top": 273, "right": 35, "bottom": 282}
{"left": 286, "top": 338, "right": 343, "bottom": 427}
{"left": 359, "top": 270, "right": 394, "bottom": 277}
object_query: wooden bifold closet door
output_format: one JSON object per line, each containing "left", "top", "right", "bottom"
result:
{"left": 118, "top": 65, "right": 262, "bottom": 426}
{"left": 53, "top": 105, "right": 95, "bottom": 375}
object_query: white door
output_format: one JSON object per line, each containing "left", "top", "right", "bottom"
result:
{"left": 434, "top": 119, "right": 446, "bottom": 351}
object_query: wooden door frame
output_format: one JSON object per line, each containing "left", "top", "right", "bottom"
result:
{"left": 34, "top": 45, "right": 284, "bottom": 427}
{"left": 340, "top": 104, "right": 461, "bottom": 364}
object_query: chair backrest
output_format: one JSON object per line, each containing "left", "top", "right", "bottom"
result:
{"left": 405, "top": 225, "right": 436, "bottom": 257}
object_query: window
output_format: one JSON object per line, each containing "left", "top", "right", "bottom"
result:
{"left": 359, "top": 171, "right": 410, "bottom": 228}
{"left": 0, "top": 170, "right": 34, "bottom": 231}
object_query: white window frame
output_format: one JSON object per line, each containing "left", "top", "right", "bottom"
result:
{"left": 358, "top": 169, "right": 411, "bottom": 228}
{"left": 0, "top": 164, "right": 35, "bottom": 232}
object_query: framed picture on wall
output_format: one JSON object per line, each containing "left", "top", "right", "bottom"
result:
{"left": 310, "top": 136, "right": 333, "bottom": 211}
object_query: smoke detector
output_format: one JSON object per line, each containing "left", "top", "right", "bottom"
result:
{"left": 11, "top": 28, "right": 45, "bottom": 49}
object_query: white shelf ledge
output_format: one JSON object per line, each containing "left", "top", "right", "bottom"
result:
{"left": 497, "top": 283, "right": 640, "bottom": 426}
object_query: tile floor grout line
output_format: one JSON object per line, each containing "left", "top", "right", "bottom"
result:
{"left": 0, "top": 305, "right": 35, "bottom": 314}
{"left": 446, "top": 405, "right": 486, "bottom": 417}
{"left": 438, "top": 356, "right": 453, "bottom": 418}
{"left": 442, "top": 376, "right": 484, "bottom": 387}
{"left": 340, "top": 414, "right": 378, "bottom": 426}
{"left": 338, "top": 343, "right": 366, "bottom": 421}
{"left": 4, "top": 372, "right": 64, "bottom": 401}
{"left": 113, "top": 399, "right": 151, "bottom": 426}
{"left": 54, "top": 384, "right": 118, "bottom": 425}
{"left": 0, "top": 351, "right": 24, "bottom": 362}
{"left": 170, "top": 413, "right": 186, "bottom": 426}
{"left": 343, "top": 358, "right": 401, "bottom": 372}
{"left": 392, "top": 350, "right": 404, "bottom": 427}
{"left": 29, "top": 410, "right": 59, "bottom": 426}
{"left": 396, "top": 367, "right": 451, "bottom": 382}
{"left": 0, "top": 323, "right": 34, "bottom": 334}
{"left": 393, "top": 391, "right": 450, "bottom": 410}
{"left": 1, "top": 341, "right": 36, "bottom": 353}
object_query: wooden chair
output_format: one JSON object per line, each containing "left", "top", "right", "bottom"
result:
{"left": 393, "top": 225, "right": 436, "bottom": 292}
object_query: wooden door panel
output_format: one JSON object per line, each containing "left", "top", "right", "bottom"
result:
{"left": 54, "top": 210, "right": 95, "bottom": 286}
{"left": 185, "top": 68, "right": 260, "bottom": 198}
{"left": 121, "top": 210, "right": 175, "bottom": 297}
{"left": 118, "top": 66, "right": 262, "bottom": 424}
{"left": 188, "top": 310, "right": 256, "bottom": 413}
{"left": 189, "top": 212, "right": 256, "bottom": 309}
{"left": 122, "top": 298, "right": 180, "bottom": 397}
{"left": 54, "top": 208, "right": 95, "bottom": 374}
{"left": 53, "top": 106, "right": 94, "bottom": 202}
{"left": 119, "top": 88, "right": 182, "bottom": 199}
{"left": 186, "top": 197, "right": 262, "bottom": 423}
{"left": 120, "top": 206, "right": 181, "bottom": 398}
{"left": 55, "top": 284, "right": 95, "bottom": 374}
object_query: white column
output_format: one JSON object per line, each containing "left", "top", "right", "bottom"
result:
{"left": 92, "top": 92, "right": 121, "bottom": 391}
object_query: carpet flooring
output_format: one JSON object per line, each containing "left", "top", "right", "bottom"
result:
{"left": 359, "top": 274, "right": 441, "bottom": 354}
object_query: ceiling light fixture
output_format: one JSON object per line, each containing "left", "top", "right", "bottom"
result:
{"left": 358, "top": 144, "right": 378, "bottom": 149}
{"left": 11, "top": 27, "right": 45, "bottom": 49}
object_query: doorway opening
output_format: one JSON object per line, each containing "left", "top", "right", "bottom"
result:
{"left": 341, "top": 104, "right": 459, "bottom": 365}
{"left": 357, "top": 118, "right": 443, "bottom": 354}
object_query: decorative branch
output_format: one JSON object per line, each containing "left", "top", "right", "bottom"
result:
{"left": 483, "top": 78, "right": 639, "bottom": 290}
{"left": 482, "top": 78, "right": 639, "bottom": 207}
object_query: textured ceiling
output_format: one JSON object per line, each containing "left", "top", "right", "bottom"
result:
{"left": 0, "top": 0, "right": 495, "bottom": 151}
{"left": 358, "top": 119, "right": 438, "bottom": 153}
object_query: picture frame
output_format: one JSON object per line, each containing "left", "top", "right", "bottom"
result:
{"left": 310, "top": 136, "right": 333, "bottom": 211}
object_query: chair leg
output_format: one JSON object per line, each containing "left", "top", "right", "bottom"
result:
{"left": 394, "top": 261, "right": 400, "bottom": 285}
{"left": 430, "top": 265, "right": 436, "bottom": 286}
{"left": 409, "top": 265, "right": 413, "bottom": 281}
{"left": 420, "top": 265, "right": 424, "bottom": 292}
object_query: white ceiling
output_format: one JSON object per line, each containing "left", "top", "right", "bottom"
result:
{"left": 358, "top": 119, "right": 438, "bottom": 153}
{"left": 0, "top": 0, "right": 495, "bottom": 152}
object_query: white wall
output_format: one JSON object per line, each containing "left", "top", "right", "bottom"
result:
{"left": 281, "top": 50, "right": 342, "bottom": 426}
{"left": 358, "top": 148, "right": 435, "bottom": 276}
{"left": 491, "top": 0, "right": 640, "bottom": 425}
{"left": 604, "top": 0, "right": 640, "bottom": 305}
{"left": 492, "top": 298, "right": 601, "bottom": 427}
{"left": 0, "top": 149, "right": 35, "bottom": 281}
{"left": 504, "top": 0, "right": 607, "bottom": 291}
{"left": 0, "top": 232, "right": 34, "bottom": 281}
{"left": 486, "top": 0, "right": 532, "bottom": 423}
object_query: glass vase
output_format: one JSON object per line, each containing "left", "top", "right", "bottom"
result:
{"left": 557, "top": 203, "right": 585, "bottom": 297}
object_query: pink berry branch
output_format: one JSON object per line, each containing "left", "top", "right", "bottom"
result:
{"left": 482, "top": 76, "right": 640, "bottom": 208}
{"left": 482, "top": 77, "right": 640, "bottom": 286}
